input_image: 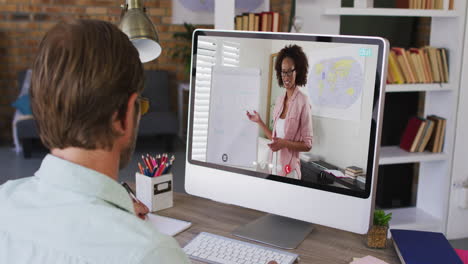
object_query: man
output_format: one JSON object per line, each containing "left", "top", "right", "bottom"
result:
{"left": 0, "top": 19, "right": 190, "bottom": 263}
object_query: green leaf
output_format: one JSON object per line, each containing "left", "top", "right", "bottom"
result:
{"left": 373, "top": 210, "right": 392, "bottom": 226}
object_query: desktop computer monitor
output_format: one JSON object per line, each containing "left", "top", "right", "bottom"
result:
{"left": 185, "top": 29, "right": 388, "bottom": 248}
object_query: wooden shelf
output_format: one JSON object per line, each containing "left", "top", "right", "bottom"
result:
{"left": 385, "top": 83, "right": 451, "bottom": 93}
{"left": 379, "top": 146, "right": 448, "bottom": 165}
{"left": 324, "top": 8, "right": 459, "bottom": 17}
{"left": 385, "top": 207, "right": 443, "bottom": 235}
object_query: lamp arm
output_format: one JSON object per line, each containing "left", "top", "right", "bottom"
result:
{"left": 127, "top": 0, "right": 143, "bottom": 9}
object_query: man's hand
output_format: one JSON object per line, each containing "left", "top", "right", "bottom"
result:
{"left": 132, "top": 199, "right": 149, "bottom": 220}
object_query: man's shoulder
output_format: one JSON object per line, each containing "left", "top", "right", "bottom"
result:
{"left": 0, "top": 176, "right": 36, "bottom": 198}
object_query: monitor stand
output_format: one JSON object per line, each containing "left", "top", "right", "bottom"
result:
{"left": 232, "top": 214, "right": 314, "bottom": 249}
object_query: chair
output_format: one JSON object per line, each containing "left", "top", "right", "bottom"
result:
{"left": 138, "top": 70, "right": 178, "bottom": 152}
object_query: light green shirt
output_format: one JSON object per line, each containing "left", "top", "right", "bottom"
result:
{"left": 0, "top": 154, "right": 190, "bottom": 264}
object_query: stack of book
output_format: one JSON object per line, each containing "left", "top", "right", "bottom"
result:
{"left": 396, "top": 0, "right": 454, "bottom": 9}
{"left": 234, "top": 12, "right": 281, "bottom": 32}
{"left": 345, "top": 166, "right": 364, "bottom": 179}
{"left": 399, "top": 115, "right": 447, "bottom": 153}
{"left": 387, "top": 47, "right": 449, "bottom": 85}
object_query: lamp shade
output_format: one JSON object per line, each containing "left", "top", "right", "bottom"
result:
{"left": 119, "top": 2, "right": 161, "bottom": 63}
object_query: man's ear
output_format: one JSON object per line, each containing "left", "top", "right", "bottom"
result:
{"left": 113, "top": 92, "right": 139, "bottom": 136}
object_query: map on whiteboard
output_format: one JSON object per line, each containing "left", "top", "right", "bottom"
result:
{"left": 310, "top": 57, "right": 363, "bottom": 108}
{"left": 307, "top": 46, "right": 365, "bottom": 121}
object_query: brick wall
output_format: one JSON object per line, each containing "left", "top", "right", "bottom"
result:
{"left": 0, "top": 0, "right": 291, "bottom": 143}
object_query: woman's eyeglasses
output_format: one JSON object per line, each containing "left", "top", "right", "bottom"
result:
{"left": 281, "top": 69, "right": 296, "bottom": 77}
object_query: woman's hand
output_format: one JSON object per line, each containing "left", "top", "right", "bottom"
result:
{"left": 246, "top": 110, "right": 262, "bottom": 124}
{"left": 268, "top": 137, "right": 287, "bottom": 152}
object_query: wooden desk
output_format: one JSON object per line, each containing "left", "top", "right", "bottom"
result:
{"left": 157, "top": 193, "right": 400, "bottom": 264}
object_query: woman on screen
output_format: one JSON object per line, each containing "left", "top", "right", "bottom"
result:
{"left": 246, "top": 44, "right": 312, "bottom": 180}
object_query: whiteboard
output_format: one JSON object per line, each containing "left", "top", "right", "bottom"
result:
{"left": 206, "top": 66, "right": 261, "bottom": 168}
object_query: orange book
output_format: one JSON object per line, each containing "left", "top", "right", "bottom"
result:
{"left": 425, "top": 47, "right": 441, "bottom": 82}
{"left": 426, "top": 0, "right": 433, "bottom": 9}
{"left": 248, "top": 13, "right": 255, "bottom": 31}
{"left": 266, "top": 12, "right": 273, "bottom": 31}
{"left": 406, "top": 50, "right": 422, "bottom": 83}
{"left": 427, "top": 115, "right": 442, "bottom": 152}
{"left": 421, "top": 49, "right": 434, "bottom": 83}
{"left": 436, "top": 49, "right": 446, "bottom": 83}
{"left": 272, "top": 12, "right": 280, "bottom": 32}
{"left": 387, "top": 66, "right": 395, "bottom": 84}
{"left": 242, "top": 13, "right": 249, "bottom": 31}
{"left": 392, "top": 47, "right": 416, "bottom": 83}
{"left": 409, "top": 48, "right": 426, "bottom": 83}
{"left": 254, "top": 14, "right": 260, "bottom": 31}
{"left": 441, "top": 48, "right": 449, "bottom": 83}
{"left": 438, "top": 118, "right": 447, "bottom": 152}
{"left": 416, "top": 48, "right": 430, "bottom": 83}
{"left": 235, "top": 16, "right": 242, "bottom": 30}
{"left": 260, "top": 12, "right": 268, "bottom": 31}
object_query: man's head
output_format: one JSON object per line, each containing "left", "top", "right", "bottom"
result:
{"left": 31, "top": 19, "right": 144, "bottom": 169}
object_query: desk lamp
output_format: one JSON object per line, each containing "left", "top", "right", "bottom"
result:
{"left": 119, "top": 0, "right": 162, "bottom": 63}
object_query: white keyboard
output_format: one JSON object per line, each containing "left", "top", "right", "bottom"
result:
{"left": 183, "top": 232, "right": 299, "bottom": 264}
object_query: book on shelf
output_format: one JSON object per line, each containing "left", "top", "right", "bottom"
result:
{"left": 400, "top": 117, "right": 425, "bottom": 152}
{"left": 234, "top": 11, "right": 281, "bottom": 32}
{"left": 410, "top": 118, "right": 427, "bottom": 152}
{"left": 427, "top": 115, "right": 447, "bottom": 152}
{"left": 235, "top": 16, "right": 242, "bottom": 30}
{"left": 416, "top": 118, "right": 435, "bottom": 152}
{"left": 400, "top": 0, "right": 446, "bottom": 9}
{"left": 388, "top": 51, "right": 405, "bottom": 84}
{"left": 272, "top": 12, "right": 280, "bottom": 32}
{"left": 242, "top": 13, "right": 248, "bottom": 31}
{"left": 400, "top": 115, "right": 446, "bottom": 153}
{"left": 387, "top": 47, "right": 449, "bottom": 85}
{"left": 260, "top": 12, "right": 268, "bottom": 31}
{"left": 248, "top": 13, "right": 255, "bottom": 31}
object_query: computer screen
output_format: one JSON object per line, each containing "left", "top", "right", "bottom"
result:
{"left": 188, "top": 30, "right": 386, "bottom": 199}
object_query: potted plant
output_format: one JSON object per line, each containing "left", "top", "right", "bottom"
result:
{"left": 171, "top": 22, "right": 197, "bottom": 81}
{"left": 366, "top": 209, "right": 392, "bottom": 248}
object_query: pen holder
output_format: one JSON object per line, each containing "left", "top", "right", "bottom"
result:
{"left": 135, "top": 172, "right": 173, "bottom": 212}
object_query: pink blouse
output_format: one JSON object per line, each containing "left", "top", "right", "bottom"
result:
{"left": 270, "top": 88, "right": 313, "bottom": 179}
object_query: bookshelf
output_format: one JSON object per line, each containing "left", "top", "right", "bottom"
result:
{"left": 385, "top": 83, "right": 451, "bottom": 92}
{"left": 294, "top": 0, "right": 466, "bottom": 238}
{"left": 379, "top": 146, "right": 448, "bottom": 165}
{"left": 214, "top": 0, "right": 468, "bottom": 238}
{"left": 324, "top": 8, "right": 459, "bottom": 17}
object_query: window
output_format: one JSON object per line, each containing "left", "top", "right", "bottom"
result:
{"left": 221, "top": 41, "right": 240, "bottom": 67}
{"left": 192, "top": 38, "right": 217, "bottom": 161}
